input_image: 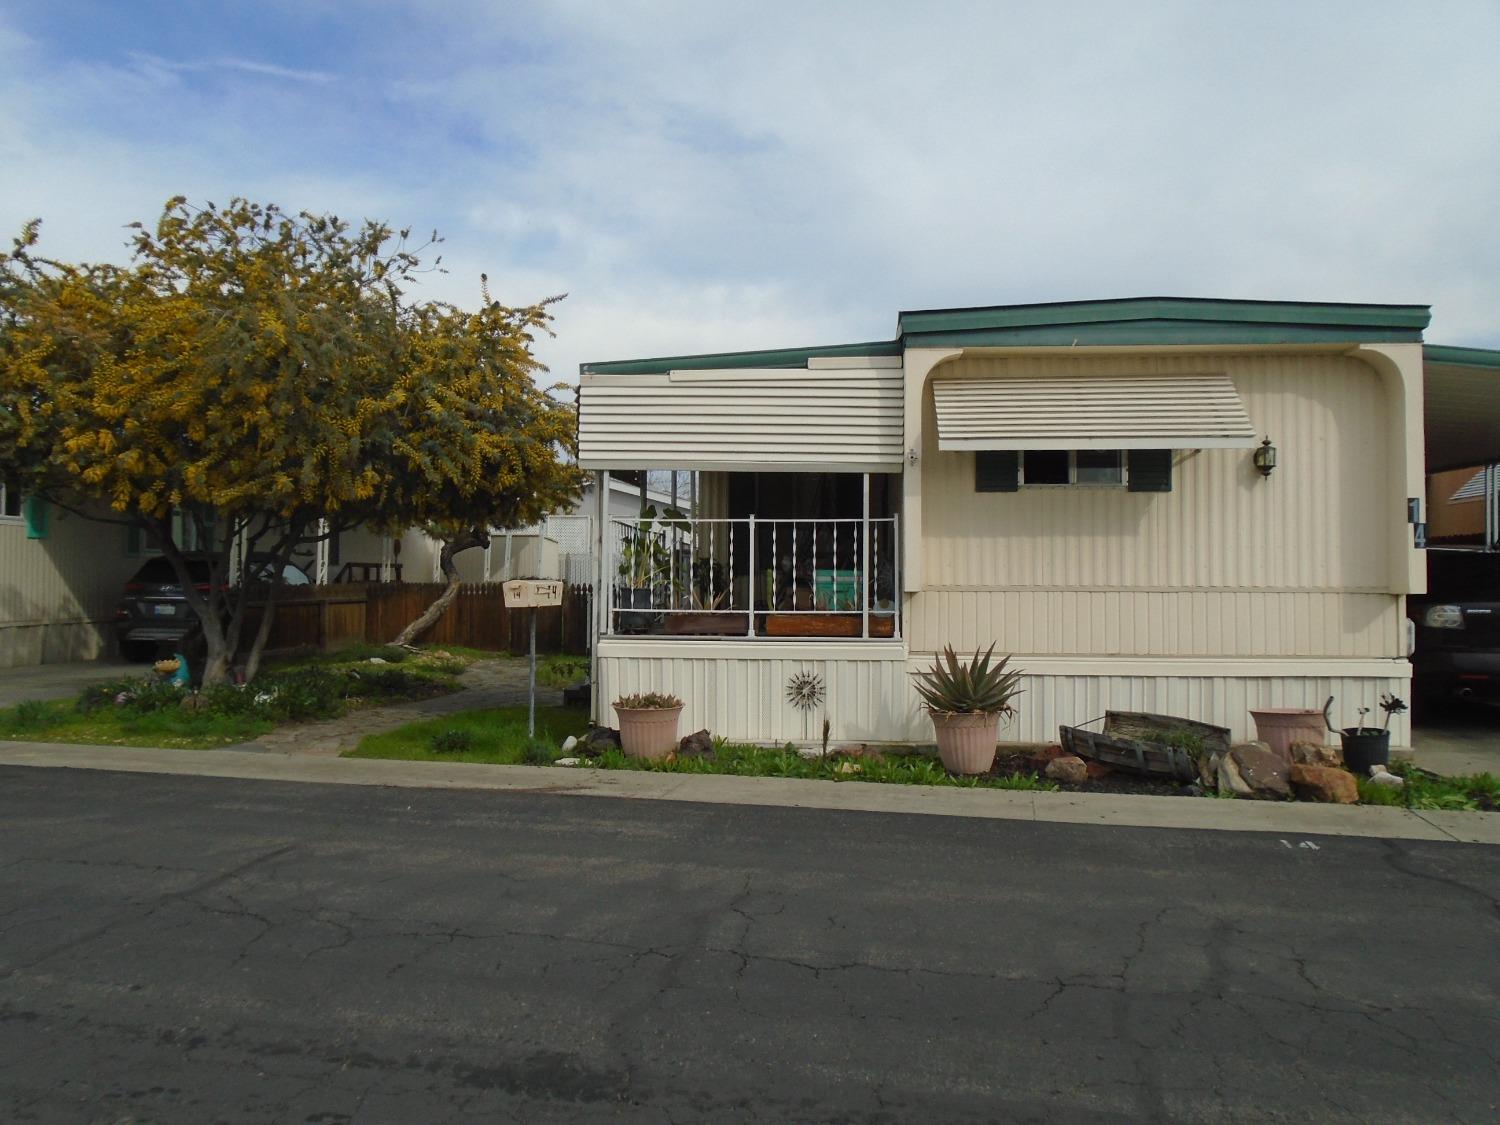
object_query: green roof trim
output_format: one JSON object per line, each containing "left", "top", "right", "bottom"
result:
{"left": 897, "top": 296, "right": 1431, "bottom": 336}
{"left": 581, "top": 339, "right": 900, "bottom": 376}
{"left": 581, "top": 297, "right": 1435, "bottom": 375}
{"left": 1424, "top": 344, "right": 1500, "bottom": 370}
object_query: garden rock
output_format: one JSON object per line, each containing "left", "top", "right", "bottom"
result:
{"left": 560, "top": 735, "right": 578, "bottom": 753}
{"left": 1289, "top": 739, "right": 1343, "bottom": 768}
{"left": 1215, "top": 754, "right": 1254, "bottom": 798}
{"left": 678, "top": 729, "right": 714, "bottom": 758}
{"left": 1045, "top": 755, "right": 1088, "bottom": 784}
{"left": 578, "top": 726, "right": 621, "bottom": 758}
{"left": 368, "top": 657, "right": 388, "bottom": 664}
{"left": 1229, "top": 742, "right": 1291, "bottom": 799}
{"left": 1367, "top": 764, "right": 1405, "bottom": 789}
{"left": 1290, "top": 763, "right": 1359, "bottom": 804}
{"left": 1084, "top": 760, "right": 1114, "bottom": 781}
{"left": 554, "top": 757, "right": 581, "bottom": 767}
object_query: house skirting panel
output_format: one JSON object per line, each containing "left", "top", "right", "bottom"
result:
{"left": 594, "top": 641, "right": 1412, "bottom": 748}
{"left": 0, "top": 618, "right": 114, "bottom": 668}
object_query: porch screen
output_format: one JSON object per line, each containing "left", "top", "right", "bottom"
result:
{"left": 931, "top": 373, "right": 1257, "bottom": 450}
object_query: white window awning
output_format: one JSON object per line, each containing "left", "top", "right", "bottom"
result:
{"left": 931, "top": 373, "right": 1259, "bottom": 450}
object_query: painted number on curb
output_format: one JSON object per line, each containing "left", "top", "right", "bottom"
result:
{"left": 1279, "top": 839, "right": 1321, "bottom": 850}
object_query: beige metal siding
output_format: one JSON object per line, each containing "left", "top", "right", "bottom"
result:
{"left": 911, "top": 351, "right": 1403, "bottom": 658}
{"left": 0, "top": 514, "right": 141, "bottom": 667}
{"left": 579, "top": 367, "right": 904, "bottom": 471}
{"left": 932, "top": 372, "right": 1257, "bottom": 449}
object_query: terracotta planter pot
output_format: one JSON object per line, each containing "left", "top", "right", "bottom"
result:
{"left": 1249, "top": 708, "right": 1328, "bottom": 758}
{"left": 930, "top": 710, "right": 1001, "bottom": 775}
{"left": 614, "top": 704, "right": 684, "bottom": 761}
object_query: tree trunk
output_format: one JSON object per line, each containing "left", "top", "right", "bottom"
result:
{"left": 241, "top": 572, "right": 286, "bottom": 684}
{"left": 391, "top": 530, "right": 487, "bottom": 647}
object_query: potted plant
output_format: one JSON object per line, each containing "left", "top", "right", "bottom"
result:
{"left": 1321, "top": 693, "right": 1406, "bottom": 775}
{"left": 615, "top": 506, "right": 686, "bottom": 632}
{"left": 613, "top": 691, "right": 685, "bottom": 761}
{"left": 912, "top": 644, "right": 1024, "bottom": 775}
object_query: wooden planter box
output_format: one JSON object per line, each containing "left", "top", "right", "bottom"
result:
{"left": 762, "top": 613, "right": 896, "bottom": 638}
{"left": 664, "top": 613, "right": 751, "bottom": 636}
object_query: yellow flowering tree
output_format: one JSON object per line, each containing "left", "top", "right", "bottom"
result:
{"left": 0, "top": 198, "right": 580, "bottom": 684}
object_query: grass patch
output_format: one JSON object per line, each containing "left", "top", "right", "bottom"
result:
{"left": 346, "top": 705, "right": 591, "bottom": 764}
{"left": 536, "top": 654, "right": 589, "bottom": 689}
{"left": 0, "top": 696, "right": 273, "bottom": 749}
{"left": 1358, "top": 767, "right": 1500, "bottom": 812}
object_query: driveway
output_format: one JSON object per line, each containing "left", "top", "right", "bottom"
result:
{"left": 0, "top": 658, "right": 135, "bottom": 708}
{"left": 1412, "top": 697, "right": 1500, "bottom": 775}
{"left": 1, "top": 767, "right": 1496, "bottom": 1122}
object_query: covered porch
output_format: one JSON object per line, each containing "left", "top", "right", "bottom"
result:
{"left": 599, "top": 469, "right": 901, "bottom": 641}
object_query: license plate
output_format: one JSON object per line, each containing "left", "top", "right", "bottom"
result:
{"left": 152, "top": 604, "right": 176, "bottom": 617}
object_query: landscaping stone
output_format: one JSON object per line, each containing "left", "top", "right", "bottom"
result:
{"left": 1084, "top": 760, "right": 1114, "bottom": 781}
{"left": 678, "top": 729, "right": 714, "bottom": 758}
{"left": 367, "top": 657, "right": 388, "bottom": 664}
{"left": 1290, "top": 763, "right": 1359, "bottom": 804}
{"left": 554, "top": 757, "right": 580, "bottom": 767}
{"left": 578, "top": 725, "right": 621, "bottom": 758}
{"left": 1215, "top": 754, "right": 1254, "bottom": 798}
{"left": 1367, "top": 764, "right": 1405, "bottom": 789}
{"left": 1289, "top": 739, "right": 1343, "bottom": 768}
{"left": 1229, "top": 742, "right": 1291, "bottom": 800}
{"left": 1045, "top": 755, "right": 1088, "bottom": 784}
{"left": 833, "top": 744, "right": 885, "bottom": 763}
{"left": 560, "top": 735, "right": 578, "bottom": 753}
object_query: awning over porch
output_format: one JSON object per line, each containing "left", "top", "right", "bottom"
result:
{"left": 577, "top": 359, "right": 905, "bottom": 473}
{"left": 931, "top": 372, "right": 1258, "bottom": 450}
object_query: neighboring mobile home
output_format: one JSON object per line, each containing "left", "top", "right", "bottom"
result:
{"left": 577, "top": 296, "right": 1454, "bottom": 749}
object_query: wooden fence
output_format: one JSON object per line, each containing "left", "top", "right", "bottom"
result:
{"left": 252, "top": 583, "right": 592, "bottom": 655}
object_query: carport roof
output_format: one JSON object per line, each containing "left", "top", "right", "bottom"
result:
{"left": 1423, "top": 344, "right": 1500, "bottom": 472}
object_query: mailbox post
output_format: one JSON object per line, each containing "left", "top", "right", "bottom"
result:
{"left": 502, "top": 580, "right": 565, "bottom": 737}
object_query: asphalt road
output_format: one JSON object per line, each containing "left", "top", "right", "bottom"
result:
{"left": 1, "top": 769, "right": 1497, "bottom": 1124}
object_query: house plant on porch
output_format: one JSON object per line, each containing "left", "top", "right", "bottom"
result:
{"left": 913, "top": 644, "right": 1024, "bottom": 775}
{"left": 613, "top": 692, "right": 685, "bottom": 761}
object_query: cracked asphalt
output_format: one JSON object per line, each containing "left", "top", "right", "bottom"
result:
{"left": 1, "top": 767, "right": 1498, "bottom": 1123}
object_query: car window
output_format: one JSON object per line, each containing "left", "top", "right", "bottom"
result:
{"left": 1427, "top": 552, "right": 1500, "bottom": 600}
{"left": 130, "top": 557, "right": 211, "bottom": 585}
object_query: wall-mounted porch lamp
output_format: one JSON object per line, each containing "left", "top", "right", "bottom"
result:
{"left": 1253, "top": 436, "right": 1277, "bottom": 478}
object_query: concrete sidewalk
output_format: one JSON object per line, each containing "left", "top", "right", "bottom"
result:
{"left": 0, "top": 739, "right": 1496, "bottom": 845}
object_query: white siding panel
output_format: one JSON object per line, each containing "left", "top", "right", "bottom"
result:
{"left": 933, "top": 372, "right": 1257, "bottom": 449}
{"left": 579, "top": 367, "right": 904, "bottom": 470}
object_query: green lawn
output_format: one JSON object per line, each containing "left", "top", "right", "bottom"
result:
{"left": 0, "top": 697, "right": 273, "bottom": 749}
{"left": 346, "top": 705, "right": 592, "bottom": 764}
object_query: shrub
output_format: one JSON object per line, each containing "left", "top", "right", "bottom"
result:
{"left": 430, "top": 728, "right": 476, "bottom": 754}
{"left": 10, "top": 700, "right": 51, "bottom": 730}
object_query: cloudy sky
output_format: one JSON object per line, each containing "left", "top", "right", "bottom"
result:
{"left": 3, "top": 1, "right": 1498, "bottom": 385}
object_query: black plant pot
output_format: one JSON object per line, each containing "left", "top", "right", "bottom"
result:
{"left": 614, "top": 587, "right": 658, "bottom": 634}
{"left": 1340, "top": 728, "right": 1390, "bottom": 776}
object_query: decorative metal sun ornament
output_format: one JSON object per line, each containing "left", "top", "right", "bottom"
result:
{"left": 785, "top": 671, "right": 825, "bottom": 712}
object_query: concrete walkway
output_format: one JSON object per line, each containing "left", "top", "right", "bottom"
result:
{"left": 0, "top": 738, "right": 1495, "bottom": 845}
{"left": 244, "top": 657, "right": 562, "bottom": 756}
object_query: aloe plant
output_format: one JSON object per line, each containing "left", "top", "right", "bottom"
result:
{"left": 912, "top": 644, "right": 1024, "bottom": 715}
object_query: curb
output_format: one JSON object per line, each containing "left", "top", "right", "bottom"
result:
{"left": 0, "top": 741, "right": 1496, "bottom": 845}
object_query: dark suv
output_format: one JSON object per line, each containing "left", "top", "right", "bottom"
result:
{"left": 1408, "top": 551, "right": 1500, "bottom": 706}
{"left": 113, "top": 554, "right": 310, "bottom": 661}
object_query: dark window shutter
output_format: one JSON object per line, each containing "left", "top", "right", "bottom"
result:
{"left": 1127, "top": 449, "right": 1174, "bottom": 492}
{"left": 975, "top": 451, "right": 1019, "bottom": 493}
